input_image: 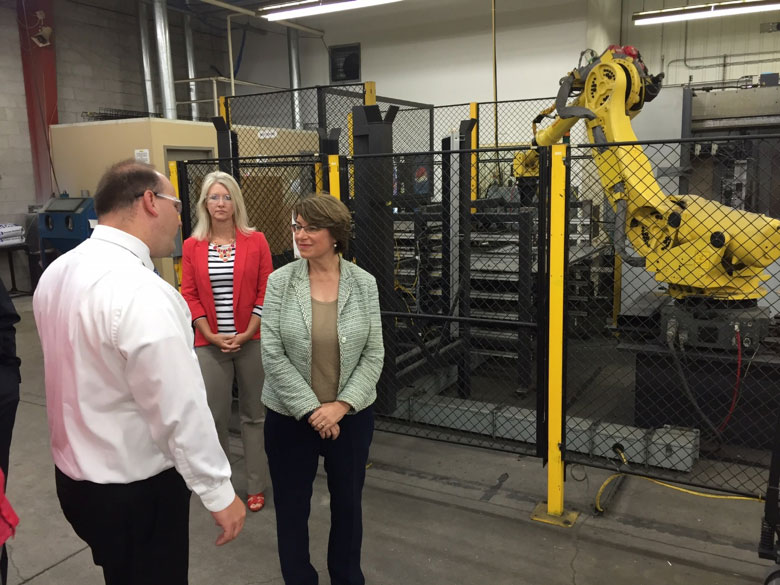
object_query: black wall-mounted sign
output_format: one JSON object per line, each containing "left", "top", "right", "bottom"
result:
{"left": 329, "top": 43, "right": 361, "bottom": 83}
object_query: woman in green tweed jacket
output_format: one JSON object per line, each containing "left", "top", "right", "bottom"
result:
{"left": 261, "top": 194, "right": 384, "bottom": 585}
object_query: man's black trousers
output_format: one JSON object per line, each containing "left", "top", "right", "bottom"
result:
{"left": 55, "top": 466, "right": 191, "bottom": 585}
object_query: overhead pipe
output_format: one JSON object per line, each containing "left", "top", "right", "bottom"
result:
{"left": 199, "top": 0, "right": 323, "bottom": 35}
{"left": 665, "top": 21, "right": 780, "bottom": 80}
{"left": 228, "top": 13, "right": 236, "bottom": 96}
{"left": 152, "top": 0, "right": 177, "bottom": 119}
{"left": 288, "top": 28, "right": 302, "bottom": 129}
{"left": 138, "top": 0, "right": 157, "bottom": 114}
{"left": 492, "top": 0, "right": 500, "bottom": 182}
{"left": 183, "top": 12, "right": 199, "bottom": 119}
{"left": 199, "top": 0, "right": 322, "bottom": 98}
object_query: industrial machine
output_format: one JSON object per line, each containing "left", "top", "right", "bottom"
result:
{"left": 38, "top": 195, "right": 97, "bottom": 267}
{"left": 514, "top": 45, "right": 780, "bottom": 351}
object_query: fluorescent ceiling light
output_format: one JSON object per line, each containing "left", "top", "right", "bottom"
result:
{"left": 633, "top": 0, "right": 780, "bottom": 25}
{"left": 262, "top": 0, "right": 320, "bottom": 11}
{"left": 262, "top": 0, "right": 402, "bottom": 21}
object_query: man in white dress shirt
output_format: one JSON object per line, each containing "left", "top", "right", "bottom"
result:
{"left": 33, "top": 160, "right": 246, "bottom": 585}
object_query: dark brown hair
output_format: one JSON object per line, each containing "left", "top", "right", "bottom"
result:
{"left": 293, "top": 194, "right": 352, "bottom": 254}
{"left": 94, "top": 159, "right": 161, "bottom": 217}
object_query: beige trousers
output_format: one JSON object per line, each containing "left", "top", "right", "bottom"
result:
{"left": 195, "top": 339, "right": 268, "bottom": 494}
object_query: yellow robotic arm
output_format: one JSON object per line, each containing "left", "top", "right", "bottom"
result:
{"left": 519, "top": 46, "right": 780, "bottom": 301}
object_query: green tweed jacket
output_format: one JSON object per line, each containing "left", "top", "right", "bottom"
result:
{"left": 260, "top": 257, "right": 385, "bottom": 420}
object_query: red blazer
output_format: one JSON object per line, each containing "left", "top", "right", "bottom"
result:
{"left": 181, "top": 230, "right": 273, "bottom": 348}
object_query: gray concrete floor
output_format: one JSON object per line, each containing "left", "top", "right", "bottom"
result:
{"left": 4, "top": 294, "right": 775, "bottom": 584}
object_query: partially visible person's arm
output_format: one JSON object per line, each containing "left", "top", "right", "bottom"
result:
{"left": 116, "top": 282, "right": 245, "bottom": 543}
{"left": 0, "top": 280, "right": 20, "bottom": 375}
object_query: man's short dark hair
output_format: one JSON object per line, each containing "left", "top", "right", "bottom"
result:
{"left": 94, "top": 160, "right": 161, "bottom": 217}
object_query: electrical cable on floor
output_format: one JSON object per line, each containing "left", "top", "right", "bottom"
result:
{"left": 595, "top": 446, "right": 763, "bottom": 513}
{"left": 595, "top": 472, "right": 764, "bottom": 513}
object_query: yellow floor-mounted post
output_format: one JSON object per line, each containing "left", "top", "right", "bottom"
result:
{"left": 161, "top": 160, "right": 182, "bottom": 291}
{"left": 314, "top": 162, "right": 324, "bottom": 194}
{"left": 469, "top": 102, "right": 478, "bottom": 206}
{"left": 532, "top": 144, "right": 580, "bottom": 528}
{"left": 327, "top": 154, "right": 340, "bottom": 198}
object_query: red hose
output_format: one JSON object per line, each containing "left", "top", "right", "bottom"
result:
{"left": 718, "top": 329, "right": 742, "bottom": 432}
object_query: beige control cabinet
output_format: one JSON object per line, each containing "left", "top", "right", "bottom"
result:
{"left": 49, "top": 118, "right": 218, "bottom": 287}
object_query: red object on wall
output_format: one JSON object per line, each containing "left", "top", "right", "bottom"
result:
{"left": 17, "top": 0, "right": 58, "bottom": 204}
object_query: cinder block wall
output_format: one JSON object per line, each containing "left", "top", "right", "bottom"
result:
{"left": 0, "top": 0, "right": 228, "bottom": 293}
{"left": 55, "top": 0, "right": 227, "bottom": 123}
{"left": 55, "top": 0, "right": 147, "bottom": 124}
{"left": 0, "top": 2, "right": 37, "bottom": 294}
{"left": 0, "top": 2, "right": 36, "bottom": 224}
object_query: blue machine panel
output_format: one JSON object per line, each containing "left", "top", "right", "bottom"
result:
{"left": 39, "top": 196, "right": 97, "bottom": 267}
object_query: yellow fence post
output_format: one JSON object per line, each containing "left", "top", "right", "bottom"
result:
{"left": 469, "top": 102, "right": 478, "bottom": 206}
{"left": 219, "top": 95, "right": 229, "bottom": 125}
{"left": 327, "top": 154, "right": 340, "bottom": 199}
{"left": 532, "top": 144, "right": 580, "bottom": 528}
{"left": 363, "top": 82, "right": 376, "bottom": 106}
{"left": 163, "top": 160, "right": 183, "bottom": 291}
{"left": 315, "top": 162, "right": 324, "bottom": 194}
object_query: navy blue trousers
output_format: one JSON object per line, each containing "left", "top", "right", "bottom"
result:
{"left": 265, "top": 406, "right": 374, "bottom": 585}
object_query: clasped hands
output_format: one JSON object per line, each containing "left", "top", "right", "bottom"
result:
{"left": 308, "top": 401, "right": 350, "bottom": 440}
{"left": 210, "top": 332, "right": 252, "bottom": 353}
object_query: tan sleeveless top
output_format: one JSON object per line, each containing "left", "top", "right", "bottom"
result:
{"left": 311, "top": 298, "right": 339, "bottom": 404}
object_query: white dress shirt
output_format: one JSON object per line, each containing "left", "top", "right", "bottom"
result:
{"left": 33, "top": 225, "right": 235, "bottom": 513}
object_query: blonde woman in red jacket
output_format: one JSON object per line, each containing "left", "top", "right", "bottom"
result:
{"left": 181, "top": 171, "right": 273, "bottom": 512}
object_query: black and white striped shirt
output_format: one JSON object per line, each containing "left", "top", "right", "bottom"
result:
{"left": 206, "top": 243, "right": 262, "bottom": 335}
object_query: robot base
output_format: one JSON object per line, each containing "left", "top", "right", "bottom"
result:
{"left": 660, "top": 299, "right": 770, "bottom": 351}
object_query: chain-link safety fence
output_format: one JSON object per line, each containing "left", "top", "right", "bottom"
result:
{"left": 224, "top": 85, "right": 365, "bottom": 159}
{"left": 224, "top": 85, "right": 437, "bottom": 161}
{"left": 175, "top": 155, "right": 319, "bottom": 265}
{"left": 186, "top": 86, "right": 780, "bottom": 498}
{"left": 343, "top": 133, "right": 780, "bottom": 497}
{"left": 343, "top": 142, "right": 546, "bottom": 455}
{"left": 475, "top": 99, "right": 589, "bottom": 200}
{"left": 562, "top": 134, "right": 780, "bottom": 497}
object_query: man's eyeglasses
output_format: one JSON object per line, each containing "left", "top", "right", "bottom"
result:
{"left": 155, "top": 193, "right": 183, "bottom": 214}
{"left": 291, "top": 224, "right": 323, "bottom": 234}
{"left": 207, "top": 194, "right": 233, "bottom": 203}
{"left": 136, "top": 191, "right": 182, "bottom": 214}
